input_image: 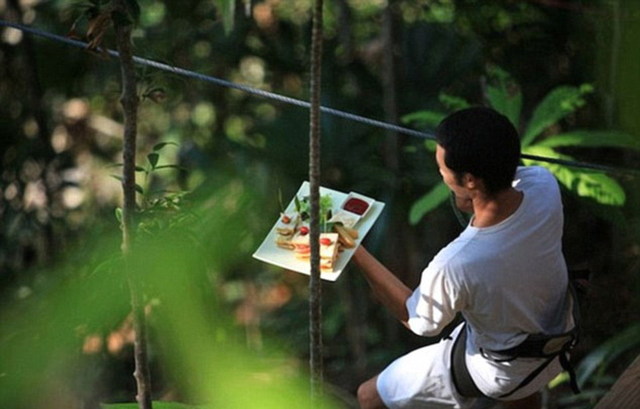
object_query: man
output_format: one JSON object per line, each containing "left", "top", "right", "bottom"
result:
{"left": 353, "top": 107, "right": 574, "bottom": 409}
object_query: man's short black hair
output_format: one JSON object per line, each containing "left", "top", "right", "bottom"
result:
{"left": 435, "top": 107, "right": 521, "bottom": 196}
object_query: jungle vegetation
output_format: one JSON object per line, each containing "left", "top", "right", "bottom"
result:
{"left": 1, "top": 1, "right": 639, "bottom": 408}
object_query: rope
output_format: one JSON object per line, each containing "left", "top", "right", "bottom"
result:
{"left": 2, "top": 20, "right": 639, "bottom": 177}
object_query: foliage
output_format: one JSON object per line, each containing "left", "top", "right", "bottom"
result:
{"left": 403, "top": 66, "right": 640, "bottom": 225}
{"left": 552, "top": 323, "right": 640, "bottom": 408}
{"left": 1, "top": 0, "right": 639, "bottom": 407}
{"left": 0, "top": 177, "right": 344, "bottom": 409}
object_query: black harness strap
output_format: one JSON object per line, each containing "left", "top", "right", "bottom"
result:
{"left": 450, "top": 284, "right": 582, "bottom": 399}
{"left": 450, "top": 324, "right": 485, "bottom": 398}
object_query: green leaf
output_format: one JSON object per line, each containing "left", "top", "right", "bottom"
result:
{"left": 521, "top": 84, "right": 594, "bottom": 147}
{"left": 523, "top": 146, "right": 625, "bottom": 206}
{"left": 484, "top": 65, "right": 522, "bottom": 127}
{"left": 536, "top": 130, "right": 640, "bottom": 150}
{"left": 439, "top": 93, "right": 471, "bottom": 111}
{"left": 147, "top": 152, "right": 160, "bottom": 169}
{"left": 153, "top": 141, "right": 179, "bottom": 151}
{"left": 155, "top": 164, "right": 186, "bottom": 171}
{"left": 409, "top": 182, "right": 450, "bottom": 225}
{"left": 115, "top": 207, "right": 123, "bottom": 223}
{"left": 214, "top": 0, "right": 236, "bottom": 35}
{"left": 575, "top": 322, "right": 640, "bottom": 387}
{"left": 424, "top": 139, "right": 438, "bottom": 152}
{"left": 135, "top": 184, "right": 144, "bottom": 195}
{"left": 401, "top": 110, "right": 446, "bottom": 129}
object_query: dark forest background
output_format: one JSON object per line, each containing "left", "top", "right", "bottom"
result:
{"left": 1, "top": 1, "right": 639, "bottom": 408}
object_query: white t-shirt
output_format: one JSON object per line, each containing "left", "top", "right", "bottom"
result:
{"left": 405, "top": 166, "right": 573, "bottom": 399}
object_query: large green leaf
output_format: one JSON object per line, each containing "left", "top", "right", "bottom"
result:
{"left": 409, "top": 182, "right": 450, "bottom": 225}
{"left": 401, "top": 110, "right": 447, "bottom": 130}
{"left": 484, "top": 65, "right": 522, "bottom": 127}
{"left": 536, "top": 130, "right": 640, "bottom": 150}
{"left": 439, "top": 93, "right": 471, "bottom": 111}
{"left": 521, "top": 84, "right": 594, "bottom": 147}
{"left": 523, "top": 146, "right": 625, "bottom": 206}
{"left": 575, "top": 322, "right": 640, "bottom": 387}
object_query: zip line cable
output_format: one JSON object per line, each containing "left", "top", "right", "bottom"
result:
{"left": 2, "top": 20, "right": 639, "bottom": 178}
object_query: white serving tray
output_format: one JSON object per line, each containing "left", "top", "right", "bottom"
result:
{"left": 252, "top": 182, "right": 385, "bottom": 281}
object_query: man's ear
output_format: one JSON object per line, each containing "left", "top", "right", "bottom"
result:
{"left": 462, "top": 173, "right": 477, "bottom": 190}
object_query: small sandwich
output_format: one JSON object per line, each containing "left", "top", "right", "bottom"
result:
{"left": 291, "top": 232, "right": 340, "bottom": 271}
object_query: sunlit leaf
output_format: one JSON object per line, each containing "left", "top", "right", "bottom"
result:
{"left": 536, "top": 130, "right": 640, "bottom": 150}
{"left": 484, "top": 65, "right": 522, "bottom": 127}
{"left": 409, "top": 182, "right": 450, "bottom": 225}
{"left": 523, "top": 146, "right": 625, "bottom": 206}
{"left": 521, "top": 84, "right": 594, "bottom": 147}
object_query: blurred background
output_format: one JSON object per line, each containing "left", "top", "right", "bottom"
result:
{"left": 1, "top": 0, "right": 639, "bottom": 408}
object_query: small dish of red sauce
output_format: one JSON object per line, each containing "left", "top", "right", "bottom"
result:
{"left": 341, "top": 192, "right": 374, "bottom": 220}
{"left": 343, "top": 197, "right": 369, "bottom": 215}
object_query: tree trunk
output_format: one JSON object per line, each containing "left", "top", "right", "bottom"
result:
{"left": 308, "top": 0, "right": 324, "bottom": 403}
{"left": 111, "top": 2, "right": 153, "bottom": 408}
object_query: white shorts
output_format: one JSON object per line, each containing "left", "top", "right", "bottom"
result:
{"left": 376, "top": 324, "right": 478, "bottom": 409}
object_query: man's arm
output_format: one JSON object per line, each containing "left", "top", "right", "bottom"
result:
{"left": 352, "top": 246, "right": 412, "bottom": 326}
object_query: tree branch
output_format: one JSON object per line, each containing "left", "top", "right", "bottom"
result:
{"left": 111, "top": 1, "right": 153, "bottom": 408}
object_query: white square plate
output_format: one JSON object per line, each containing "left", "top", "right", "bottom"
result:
{"left": 252, "top": 182, "right": 385, "bottom": 281}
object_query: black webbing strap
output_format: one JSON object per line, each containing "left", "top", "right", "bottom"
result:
{"left": 498, "top": 355, "right": 557, "bottom": 399}
{"left": 495, "top": 284, "right": 581, "bottom": 396}
{"left": 451, "top": 284, "right": 582, "bottom": 399}
{"left": 450, "top": 324, "right": 485, "bottom": 398}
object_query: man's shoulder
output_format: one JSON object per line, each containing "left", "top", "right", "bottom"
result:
{"left": 514, "top": 166, "right": 560, "bottom": 197}
{"left": 515, "top": 165, "right": 554, "bottom": 182}
{"left": 430, "top": 231, "right": 480, "bottom": 274}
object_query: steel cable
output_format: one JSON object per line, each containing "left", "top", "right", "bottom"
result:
{"left": 1, "top": 20, "right": 639, "bottom": 177}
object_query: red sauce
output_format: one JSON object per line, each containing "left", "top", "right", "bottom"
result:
{"left": 343, "top": 197, "right": 369, "bottom": 215}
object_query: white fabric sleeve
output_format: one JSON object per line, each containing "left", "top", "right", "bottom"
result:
{"left": 405, "top": 267, "right": 463, "bottom": 337}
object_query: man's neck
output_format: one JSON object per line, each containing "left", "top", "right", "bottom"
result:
{"left": 470, "top": 188, "right": 524, "bottom": 228}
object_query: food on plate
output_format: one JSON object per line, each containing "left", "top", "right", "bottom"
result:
{"left": 273, "top": 191, "right": 373, "bottom": 272}
{"left": 290, "top": 233, "right": 340, "bottom": 271}
{"left": 276, "top": 237, "right": 296, "bottom": 250}
{"left": 276, "top": 227, "right": 295, "bottom": 236}
{"left": 334, "top": 224, "right": 358, "bottom": 248}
